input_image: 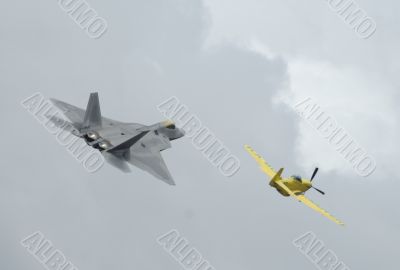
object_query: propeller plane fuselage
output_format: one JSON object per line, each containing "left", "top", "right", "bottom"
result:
{"left": 270, "top": 176, "right": 312, "bottom": 196}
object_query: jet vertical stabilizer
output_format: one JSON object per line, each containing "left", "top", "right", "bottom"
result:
{"left": 83, "top": 92, "right": 102, "bottom": 129}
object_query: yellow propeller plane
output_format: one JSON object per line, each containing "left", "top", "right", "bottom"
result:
{"left": 244, "top": 145, "right": 344, "bottom": 226}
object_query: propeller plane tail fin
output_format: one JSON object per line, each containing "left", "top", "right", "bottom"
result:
{"left": 271, "top": 168, "right": 284, "bottom": 182}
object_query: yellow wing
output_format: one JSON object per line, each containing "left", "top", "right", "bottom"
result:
{"left": 244, "top": 145, "right": 276, "bottom": 178}
{"left": 297, "top": 195, "right": 345, "bottom": 226}
{"left": 274, "top": 181, "right": 344, "bottom": 226}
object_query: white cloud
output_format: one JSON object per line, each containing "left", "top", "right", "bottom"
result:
{"left": 279, "top": 57, "right": 399, "bottom": 178}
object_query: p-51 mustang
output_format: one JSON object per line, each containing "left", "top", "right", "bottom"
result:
{"left": 245, "top": 145, "right": 344, "bottom": 225}
{"left": 49, "top": 92, "right": 185, "bottom": 185}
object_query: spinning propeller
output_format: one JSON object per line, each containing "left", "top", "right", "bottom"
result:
{"left": 310, "top": 168, "right": 325, "bottom": 195}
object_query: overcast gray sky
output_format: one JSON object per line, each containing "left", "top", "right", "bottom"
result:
{"left": 1, "top": 0, "right": 399, "bottom": 269}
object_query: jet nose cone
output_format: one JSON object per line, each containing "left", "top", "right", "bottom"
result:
{"left": 168, "top": 127, "right": 185, "bottom": 141}
{"left": 179, "top": 128, "right": 186, "bottom": 136}
{"left": 175, "top": 128, "right": 185, "bottom": 139}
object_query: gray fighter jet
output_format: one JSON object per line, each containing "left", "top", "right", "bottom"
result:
{"left": 49, "top": 92, "right": 185, "bottom": 185}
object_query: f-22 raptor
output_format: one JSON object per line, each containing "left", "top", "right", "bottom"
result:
{"left": 49, "top": 92, "right": 185, "bottom": 185}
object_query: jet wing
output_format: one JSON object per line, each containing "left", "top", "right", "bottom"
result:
{"left": 274, "top": 180, "right": 344, "bottom": 226}
{"left": 126, "top": 133, "right": 175, "bottom": 185}
{"left": 244, "top": 145, "right": 276, "bottom": 178}
{"left": 127, "top": 147, "right": 175, "bottom": 185}
{"left": 103, "top": 152, "right": 131, "bottom": 173}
